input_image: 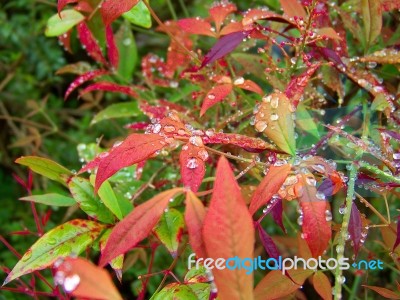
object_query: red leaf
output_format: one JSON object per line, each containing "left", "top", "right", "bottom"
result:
{"left": 202, "top": 132, "right": 274, "bottom": 153}
{"left": 209, "top": 3, "right": 237, "bottom": 32}
{"left": 203, "top": 156, "right": 254, "bottom": 299}
{"left": 393, "top": 215, "right": 400, "bottom": 251}
{"left": 235, "top": 79, "right": 263, "bottom": 95}
{"left": 249, "top": 164, "right": 291, "bottom": 215}
{"left": 279, "top": 0, "right": 307, "bottom": 19}
{"left": 179, "top": 141, "right": 206, "bottom": 192}
{"left": 64, "top": 69, "right": 109, "bottom": 99}
{"left": 140, "top": 103, "right": 168, "bottom": 120}
{"left": 285, "top": 63, "right": 321, "bottom": 108}
{"left": 106, "top": 26, "right": 119, "bottom": 69}
{"left": 349, "top": 202, "right": 363, "bottom": 257}
{"left": 100, "top": 0, "right": 140, "bottom": 26}
{"left": 299, "top": 176, "right": 331, "bottom": 257}
{"left": 313, "top": 271, "right": 332, "bottom": 300}
{"left": 363, "top": 285, "right": 400, "bottom": 299}
{"left": 200, "top": 83, "right": 232, "bottom": 116}
{"left": 201, "top": 30, "right": 251, "bottom": 68}
{"left": 54, "top": 257, "right": 122, "bottom": 300}
{"left": 185, "top": 191, "right": 207, "bottom": 258}
{"left": 58, "top": 0, "right": 78, "bottom": 14}
{"left": 177, "top": 18, "right": 215, "bottom": 37}
{"left": 99, "top": 188, "right": 184, "bottom": 266}
{"left": 256, "top": 223, "right": 280, "bottom": 259}
{"left": 77, "top": 22, "right": 107, "bottom": 65}
{"left": 270, "top": 197, "right": 286, "bottom": 233}
{"left": 81, "top": 134, "right": 168, "bottom": 191}
{"left": 80, "top": 81, "right": 138, "bottom": 98}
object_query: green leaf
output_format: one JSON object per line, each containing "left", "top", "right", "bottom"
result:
{"left": 122, "top": 1, "right": 152, "bottom": 28}
{"left": 68, "top": 177, "right": 115, "bottom": 224}
{"left": 151, "top": 283, "right": 210, "bottom": 300}
{"left": 361, "top": 0, "right": 382, "bottom": 48}
{"left": 91, "top": 102, "right": 140, "bottom": 125}
{"left": 295, "top": 105, "right": 320, "bottom": 140}
{"left": 20, "top": 193, "right": 76, "bottom": 207}
{"left": 3, "top": 219, "right": 105, "bottom": 285}
{"left": 99, "top": 229, "right": 124, "bottom": 274}
{"left": 15, "top": 156, "right": 71, "bottom": 185}
{"left": 45, "top": 10, "right": 85, "bottom": 37}
{"left": 154, "top": 208, "right": 184, "bottom": 257}
{"left": 92, "top": 176, "right": 133, "bottom": 220}
{"left": 371, "top": 94, "right": 390, "bottom": 112}
{"left": 115, "top": 22, "right": 138, "bottom": 81}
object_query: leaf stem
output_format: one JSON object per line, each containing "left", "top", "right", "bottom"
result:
{"left": 333, "top": 162, "right": 357, "bottom": 300}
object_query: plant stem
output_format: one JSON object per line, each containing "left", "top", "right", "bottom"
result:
{"left": 333, "top": 162, "right": 357, "bottom": 300}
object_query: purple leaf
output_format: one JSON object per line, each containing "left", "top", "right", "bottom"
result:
{"left": 379, "top": 129, "right": 400, "bottom": 141}
{"left": 348, "top": 202, "right": 363, "bottom": 257}
{"left": 256, "top": 223, "right": 280, "bottom": 259}
{"left": 318, "top": 178, "right": 335, "bottom": 197}
{"left": 201, "top": 30, "right": 251, "bottom": 68}
{"left": 393, "top": 215, "right": 400, "bottom": 251}
{"left": 270, "top": 198, "right": 286, "bottom": 233}
{"left": 317, "top": 47, "right": 346, "bottom": 68}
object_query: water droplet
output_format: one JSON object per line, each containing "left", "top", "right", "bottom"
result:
{"left": 99, "top": 152, "right": 109, "bottom": 158}
{"left": 189, "top": 136, "right": 203, "bottom": 147}
{"left": 208, "top": 93, "right": 216, "bottom": 100}
{"left": 367, "top": 61, "right": 377, "bottom": 69}
{"left": 164, "top": 125, "right": 176, "bottom": 133}
{"left": 233, "top": 77, "right": 245, "bottom": 85}
{"left": 270, "top": 97, "right": 279, "bottom": 109}
{"left": 297, "top": 215, "right": 303, "bottom": 226}
{"left": 197, "top": 149, "right": 209, "bottom": 161}
{"left": 123, "top": 38, "right": 132, "bottom": 46}
{"left": 316, "top": 191, "right": 326, "bottom": 200}
{"left": 169, "top": 81, "right": 178, "bottom": 88}
{"left": 336, "top": 245, "right": 344, "bottom": 254}
{"left": 255, "top": 121, "right": 267, "bottom": 132}
{"left": 270, "top": 113, "right": 279, "bottom": 121}
{"left": 205, "top": 129, "right": 215, "bottom": 137}
{"left": 262, "top": 95, "right": 271, "bottom": 103}
{"left": 187, "top": 158, "right": 198, "bottom": 169}
{"left": 153, "top": 124, "right": 162, "bottom": 134}
{"left": 325, "top": 210, "right": 332, "bottom": 221}
{"left": 63, "top": 274, "right": 80, "bottom": 292}
{"left": 48, "top": 238, "right": 57, "bottom": 245}
{"left": 306, "top": 176, "right": 316, "bottom": 186}
{"left": 338, "top": 205, "right": 346, "bottom": 214}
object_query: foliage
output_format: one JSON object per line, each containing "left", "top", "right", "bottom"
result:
{"left": 1, "top": 0, "right": 400, "bottom": 299}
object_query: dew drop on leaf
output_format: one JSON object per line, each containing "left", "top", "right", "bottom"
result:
{"left": 186, "top": 158, "right": 198, "bottom": 169}
{"left": 63, "top": 274, "right": 80, "bottom": 292}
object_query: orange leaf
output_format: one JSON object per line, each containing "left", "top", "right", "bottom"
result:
{"left": 179, "top": 140, "right": 207, "bottom": 192}
{"left": 54, "top": 257, "right": 122, "bottom": 300}
{"left": 177, "top": 18, "right": 216, "bottom": 37}
{"left": 249, "top": 164, "right": 291, "bottom": 215}
{"left": 298, "top": 174, "right": 331, "bottom": 257}
{"left": 313, "top": 271, "right": 332, "bottom": 300}
{"left": 209, "top": 3, "right": 237, "bottom": 32}
{"left": 185, "top": 191, "right": 207, "bottom": 258}
{"left": 235, "top": 79, "right": 263, "bottom": 95}
{"left": 220, "top": 22, "right": 244, "bottom": 35}
{"left": 279, "top": 0, "right": 307, "bottom": 19}
{"left": 99, "top": 188, "right": 184, "bottom": 266}
{"left": 363, "top": 285, "right": 400, "bottom": 299}
{"left": 203, "top": 156, "right": 254, "bottom": 299}
{"left": 254, "top": 269, "right": 312, "bottom": 300}
{"left": 316, "top": 27, "right": 343, "bottom": 40}
{"left": 200, "top": 83, "right": 233, "bottom": 116}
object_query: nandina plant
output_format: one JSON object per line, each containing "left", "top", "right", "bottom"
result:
{"left": 2, "top": 0, "right": 400, "bottom": 299}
